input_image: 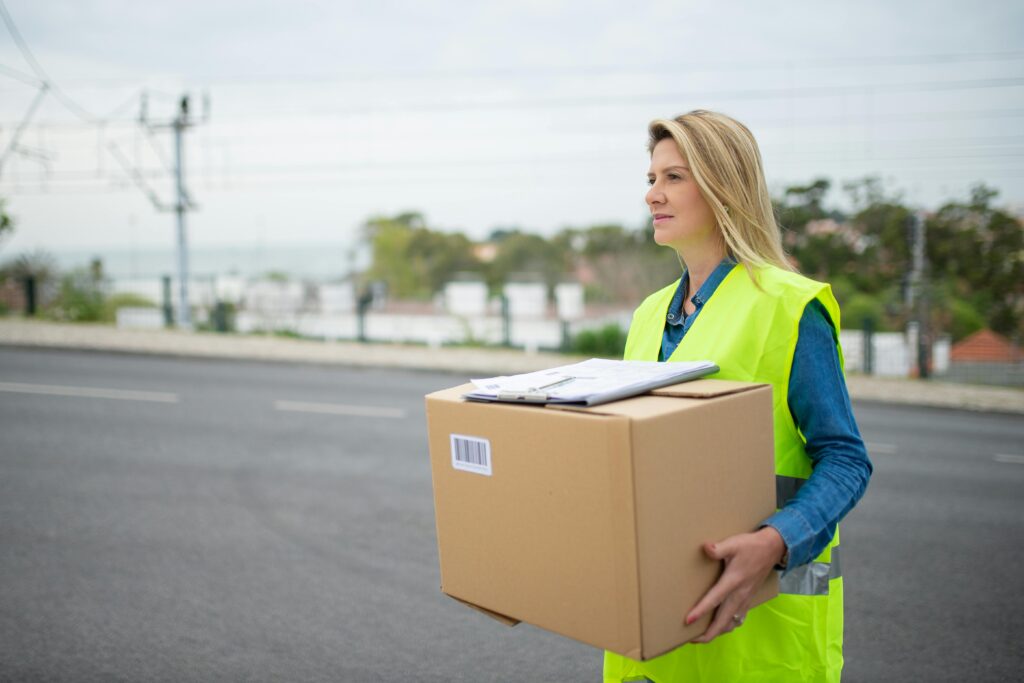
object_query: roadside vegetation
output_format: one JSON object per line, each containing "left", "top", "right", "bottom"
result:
{"left": 1, "top": 178, "right": 1021, "bottom": 347}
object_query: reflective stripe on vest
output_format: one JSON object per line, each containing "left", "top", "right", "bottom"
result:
{"left": 780, "top": 546, "right": 842, "bottom": 596}
{"left": 775, "top": 474, "right": 842, "bottom": 596}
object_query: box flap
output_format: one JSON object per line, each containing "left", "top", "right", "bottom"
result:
{"left": 426, "top": 380, "right": 767, "bottom": 418}
{"left": 650, "top": 378, "right": 765, "bottom": 398}
{"left": 545, "top": 395, "right": 694, "bottom": 419}
{"left": 447, "top": 593, "right": 521, "bottom": 627}
{"left": 426, "top": 383, "right": 477, "bottom": 403}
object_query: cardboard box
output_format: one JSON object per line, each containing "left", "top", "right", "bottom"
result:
{"left": 425, "top": 378, "right": 779, "bottom": 661}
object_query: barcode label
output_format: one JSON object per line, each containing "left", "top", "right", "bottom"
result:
{"left": 450, "top": 434, "right": 492, "bottom": 476}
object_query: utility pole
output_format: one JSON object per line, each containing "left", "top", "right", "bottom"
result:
{"left": 905, "top": 211, "right": 929, "bottom": 378}
{"left": 114, "top": 92, "right": 208, "bottom": 329}
{"left": 172, "top": 95, "right": 193, "bottom": 328}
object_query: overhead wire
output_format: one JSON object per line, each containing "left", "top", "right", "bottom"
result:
{"left": 0, "top": 0, "right": 100, "bottom": 124}
{"left": 0, "top": 19, "right": 1020, "bottom": 208}
{"left": 2, "top": 49, "right": 1022, "bottom": 91}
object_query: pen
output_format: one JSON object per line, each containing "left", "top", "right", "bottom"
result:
{"left": 529, "top": 375, "right": 575, "bottom": 392}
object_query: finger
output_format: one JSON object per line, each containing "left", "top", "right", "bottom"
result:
{"left": 703, "top": 536, "right": 740, "bottom": 562}
{"left": 692, "top": 599, "right": 746, "bottom": 644}
{"left": 685, "top": 569, "right": 742, "bottom": 625}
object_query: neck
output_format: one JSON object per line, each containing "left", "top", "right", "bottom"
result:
{"left": 677, "top": 243, "right": 727, "bottom": 295}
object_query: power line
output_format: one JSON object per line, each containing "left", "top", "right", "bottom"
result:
{"left": 4, "top": 77, "right": 1023, "bottom": 129}
{"left": 7, "top": 105, "right": 1024, "bottom": 135}
{"left": 7, "top": 164, "right": 1024, "bottom": 197}
{"left": 0, "top": 62, "right": 41, "bottom": 87}
{"left": 0, "top": 0, "right": 99, "bottom": 124}
{"left": 4, "top": 50, "right": 1024, "bottom": 91}
{"left": 6, "top": 150, "right": 1023, "bottom": 192}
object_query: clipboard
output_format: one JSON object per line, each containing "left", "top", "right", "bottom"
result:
{"left": 463, "top": 358, "right": 719, "bottom": 407}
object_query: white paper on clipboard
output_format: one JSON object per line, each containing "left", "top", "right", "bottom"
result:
{"left": 464, "top": 358, "right": 718, "bottom": 406}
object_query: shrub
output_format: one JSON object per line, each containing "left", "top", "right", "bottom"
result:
{"left": 571, "top": 323, "right": 627, "bottom": 358}
{"left": 841, "top": 293, "right": 887, "bottom": 331}
{"left": 950, "top": 298, "right": 986, "bottom": 342}
{"left": 47, "top": 269, "right": 104, "bottom": 322}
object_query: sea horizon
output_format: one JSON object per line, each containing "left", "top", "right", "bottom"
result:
{"left": 3, "top": 242, "right": 367, "bottom": 282}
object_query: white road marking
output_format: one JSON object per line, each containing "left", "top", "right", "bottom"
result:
{"left": 994, "top": 454, "right": 1024, "bottom": 465}
{"left": 865, "top": 442, "right": 898, "bottom": 455}
{"left": 273, "top": 400, "right": 405, "bottom": 419}
{"left": 0, "top": 381, "right": 178, "bottom": 403}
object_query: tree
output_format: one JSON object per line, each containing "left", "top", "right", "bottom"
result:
{"left": 776, "top": 179, "right": 833, "bottom": 233}
{"left": 774, "top": 179, "right": 866, "bottom": 282}
{"left": 575, "top": 222, "right": 679, "bottom": 304}
{"left": 926, "top": 185, "right": 1024, "bottom": 337}
{"left": 0, "top": 198, "right": 13, "bottom": 250}
{"left": 0, "top": 249, "right": 58, "bottom": 312}
{"left": 486, "top": 229, "right": 571, "bottom": 293}
{"left": 841, "top": 177, "right": 912, "bottom": 295}
{"left": 363, "top": 213, "right": 479, "bottom": 300}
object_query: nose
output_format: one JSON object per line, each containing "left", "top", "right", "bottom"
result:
{"left": 646, "top": 182, "right": 663, "bottom": 207}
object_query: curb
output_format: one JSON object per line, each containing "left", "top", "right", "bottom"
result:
{"left": 2, "top": 319, "right": 1022, "bottom": 414}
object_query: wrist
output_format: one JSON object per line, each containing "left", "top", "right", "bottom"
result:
{"left": 775, "top": 546, "right": 789, "bottom": 570}
{"left": 758, "top": 525, "right": 788, "bottom": 569}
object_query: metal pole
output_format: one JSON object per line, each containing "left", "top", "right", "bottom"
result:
{"left": 911, "top": 211, "right": 928, "bottom": 379}
{"left": 161, "top": 275, "right": 173, "bottom": 327}
{"left": 173, "top": 96, "right": 192, "bottom": 329}
{"left": 23, "top": 275, "right": 36, "bottom": 316}
{"left": 501, "top": 294, "right": 511, "bottom": 347}
{"left": 863, "top": 317, "right": 874, "bottom": 375}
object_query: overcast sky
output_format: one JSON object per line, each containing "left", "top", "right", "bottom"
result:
{"left": 1, "top": 0, "right": 1022, "bottom": 259}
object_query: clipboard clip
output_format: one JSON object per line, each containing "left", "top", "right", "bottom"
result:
{"left": 496, "top": 375, "right": 575, "bottom": 403}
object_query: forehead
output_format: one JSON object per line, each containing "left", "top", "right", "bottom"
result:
{"left": 648, "top": 138, "right": 688, "bottom": 170}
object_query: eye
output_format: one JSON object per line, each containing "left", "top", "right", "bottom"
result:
{"left": 646, "top": 177, "right": 655, "bottom": 186}
{"left": 668, "top": 173, "right": 682, "bottom": 181}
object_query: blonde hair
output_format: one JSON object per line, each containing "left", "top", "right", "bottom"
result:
{"left": 648, "top": 110, "right": 794, "bottom": 273}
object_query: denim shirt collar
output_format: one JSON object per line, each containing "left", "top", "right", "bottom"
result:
{"left": 665, "top": 257, "right": 737, "bottom": 327}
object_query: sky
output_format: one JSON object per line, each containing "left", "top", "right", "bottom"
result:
{"left": 1, "top": 0, "right": 1022, "bottom": 267}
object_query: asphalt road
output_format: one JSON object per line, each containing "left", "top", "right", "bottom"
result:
{"left": 1, "top": 348, "right": 1021, "bottom": 682}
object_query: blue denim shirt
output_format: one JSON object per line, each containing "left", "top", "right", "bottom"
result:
{"left": 660, "top": 260, "right": 872, "bottom": 569}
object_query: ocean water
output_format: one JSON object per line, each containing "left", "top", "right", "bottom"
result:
{"left": 21, "top": 243, "right": 366, "bottom": 281}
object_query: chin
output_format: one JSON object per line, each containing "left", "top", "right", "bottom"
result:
{"left": 652, "top": 229, "right": 675, "bottom": 247}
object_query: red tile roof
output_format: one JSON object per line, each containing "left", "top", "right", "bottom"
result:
{"left": 951, "top": 328, "right": 1021, "bottom": 362}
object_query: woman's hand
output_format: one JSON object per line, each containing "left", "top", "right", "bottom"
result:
{"left": 685, "top": 526, "right": 786, "bottom": 644}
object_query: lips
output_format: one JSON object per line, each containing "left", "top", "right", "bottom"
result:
{"left": 652, "top": 214, "right": 673, "bottom": 223}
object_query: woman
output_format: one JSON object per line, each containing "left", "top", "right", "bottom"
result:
{"left": 603, "top": 110, "right": 872, "bottom": 682}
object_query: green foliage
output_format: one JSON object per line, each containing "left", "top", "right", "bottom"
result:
{"left": 363, "top": 212, "right": 479, "bottom": 299}
{"left": 48, "top": 268, "right": 105, "bottom": 322}
{"left": 840, "top": 293, "right": 887, "bottom": 332}
{"left": 576, "top": 222, "right": 680, "bottom": 303}
{"left": 0, "top": 198, "right": 13, "bottom": 249}
{"left": 949, "top": 298, "right": 987, "bottom": 342}
{"left": 925, "top": 184, "right": 1023, "bottom": 337}
{"left": 262, "top": 271, "right": 290, "bottom": 282}
{"left": 840, "top": 179, "right": 912, "bottom": 294}
{"left": 571, "top": 323, "right": 627, "bottom": 359}
{"left": 355, "top": 179, "right": 1021, "bottom": 341}
{"left": 486, "top": 229, "right": 570, "bottom": 293}
{"left": 777, "top": 179, "right": 832, "bottom": 235}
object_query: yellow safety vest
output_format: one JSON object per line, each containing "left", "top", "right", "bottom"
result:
{"left": 605, "top": 263, "right": 845, "bottom": 683}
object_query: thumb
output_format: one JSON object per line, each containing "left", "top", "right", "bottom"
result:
{"left": 703, "top": 536, "right": 738, "bottom": 561}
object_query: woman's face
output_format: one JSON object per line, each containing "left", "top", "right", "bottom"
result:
{"left": 646, "top": 138, "right": 718, "bottom": 251}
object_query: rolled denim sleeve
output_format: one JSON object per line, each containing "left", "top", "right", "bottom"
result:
{"left": 761, "top": 300, "right": 873, "bottom": 570}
